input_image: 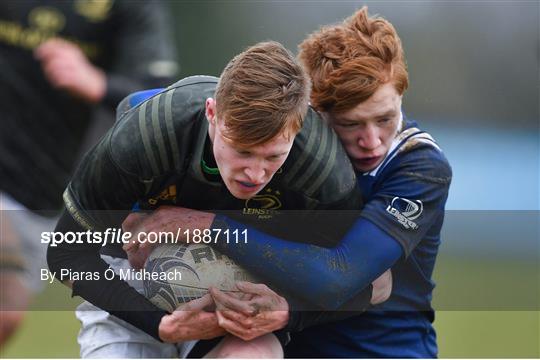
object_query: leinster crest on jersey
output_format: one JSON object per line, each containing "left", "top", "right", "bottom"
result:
{"left": 386, "top": 196, "right": 423, "bottom": 230}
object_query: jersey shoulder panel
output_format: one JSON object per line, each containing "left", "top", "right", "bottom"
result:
{"left": 380, "top": 126, "right": 452, "bottom": 185}
{"left": 168, "top": 75, "right": 219, "bottom": 89}
{"left": 109, "top": 76, "right": 216, "bottom": 182}
{"left": 280, "top": 107, "right": 358, "bottom": 206}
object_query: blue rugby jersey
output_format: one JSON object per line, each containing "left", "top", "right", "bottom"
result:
{"left": 285, "top": 117, "right": 452, "bottom": 358}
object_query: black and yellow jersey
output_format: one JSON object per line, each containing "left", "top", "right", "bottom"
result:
{"left": 51, "top": 75, "right": 362, "bottom": 340}
{"left": 0, "top": 0, "right": 178, "bottom": 211}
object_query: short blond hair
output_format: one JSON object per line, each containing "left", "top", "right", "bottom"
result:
{"left": 215, "top": 41, "right": 311, "bottom": 147}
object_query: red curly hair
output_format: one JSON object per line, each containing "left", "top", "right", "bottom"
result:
{"left": 298, "top": 7, "right": 408, "bottom": 114}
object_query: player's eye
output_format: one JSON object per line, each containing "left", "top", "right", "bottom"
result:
{"left": 338, "top": 122, "right": 358, "bottom": 128}
{"left": 267, "top": 154, "right": 282, "bottom": 162}
{"left": 378, "top": 118, "right": 391, "bottom": 124}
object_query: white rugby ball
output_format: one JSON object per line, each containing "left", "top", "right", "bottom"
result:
{"left": 143, "top": 243, "right": 258, "bottom": 312}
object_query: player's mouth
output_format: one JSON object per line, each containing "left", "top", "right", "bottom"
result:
{"left": 236, "top": 180, "right": 264, "bottom": 192}
{"left": 355, "top": 155, "right": 383, "bottom": 169}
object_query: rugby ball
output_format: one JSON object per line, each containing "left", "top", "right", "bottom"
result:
{"left": 143, "top": 243, "right": 258, "bottom": 312}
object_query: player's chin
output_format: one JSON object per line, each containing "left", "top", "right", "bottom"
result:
{"left": 230, "top": 188, "right": 259, "bottom": 200}
{"left": 353, "top": 157, "right": 383, "bottom": 173}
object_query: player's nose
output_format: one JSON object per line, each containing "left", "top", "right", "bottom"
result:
{"left": 358, "top": 125, "right": 382, "bottom": 151}
{"left": 244, "top": 162, "right": 266, "bottom": 184}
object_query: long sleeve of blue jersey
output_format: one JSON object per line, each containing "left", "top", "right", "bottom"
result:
{"left": 212, "top": 143, "right": 452, "bottom": 310}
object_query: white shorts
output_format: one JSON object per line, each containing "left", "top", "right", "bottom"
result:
{"left": 76, "top": 255, "right": 197, "bottom": 358}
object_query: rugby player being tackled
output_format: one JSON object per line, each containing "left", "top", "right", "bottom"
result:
{"left": 48, "top": 41, "right": 390, "bottom": 358}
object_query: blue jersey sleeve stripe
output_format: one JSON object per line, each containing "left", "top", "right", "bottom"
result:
{"left": 129, "top": 88, "right": 164, "bottom": 108}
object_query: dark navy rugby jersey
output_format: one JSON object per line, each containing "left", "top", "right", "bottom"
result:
{"left": 285, "top": 117, "right": 452, "bottom": 358}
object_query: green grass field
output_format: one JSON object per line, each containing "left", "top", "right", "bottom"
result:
{"left": 2, "top": 257, "right": 539, "bottom": 358}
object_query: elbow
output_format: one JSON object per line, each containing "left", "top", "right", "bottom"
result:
{"left": 309, "top": 273, "right": 360, "bottom": 310}
{"left": 370, "top": 269, "right": 393, "bottom": 305}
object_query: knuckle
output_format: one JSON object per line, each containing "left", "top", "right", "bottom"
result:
{"left": 242, "top": 319, "right": 253, "bottom": 327}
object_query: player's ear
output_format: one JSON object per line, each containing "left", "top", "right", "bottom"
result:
{"left": 205, "top": 98, "right": 217, "bottom": 126}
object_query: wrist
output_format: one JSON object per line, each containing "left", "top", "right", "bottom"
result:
{"left": 284, "top": 310, "right": 300, "bottom": 332}
{"left": 209, "top": 214, "right": 231, "bottom": 248}
{"left": 86, "top": 66, "right": 106, "bottom": 104}
{"left": 201, "top": 211, "right": 216, "bottom": 229}
{"left": 278, "top": 310, "right": 290, "bottom": 330}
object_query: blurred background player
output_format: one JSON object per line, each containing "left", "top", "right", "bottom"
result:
{"left": 0, "top": 0, "right": 178, "bottom": 347}
{"left": 0, "top": 217, "right": 28, "bottom": 346}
